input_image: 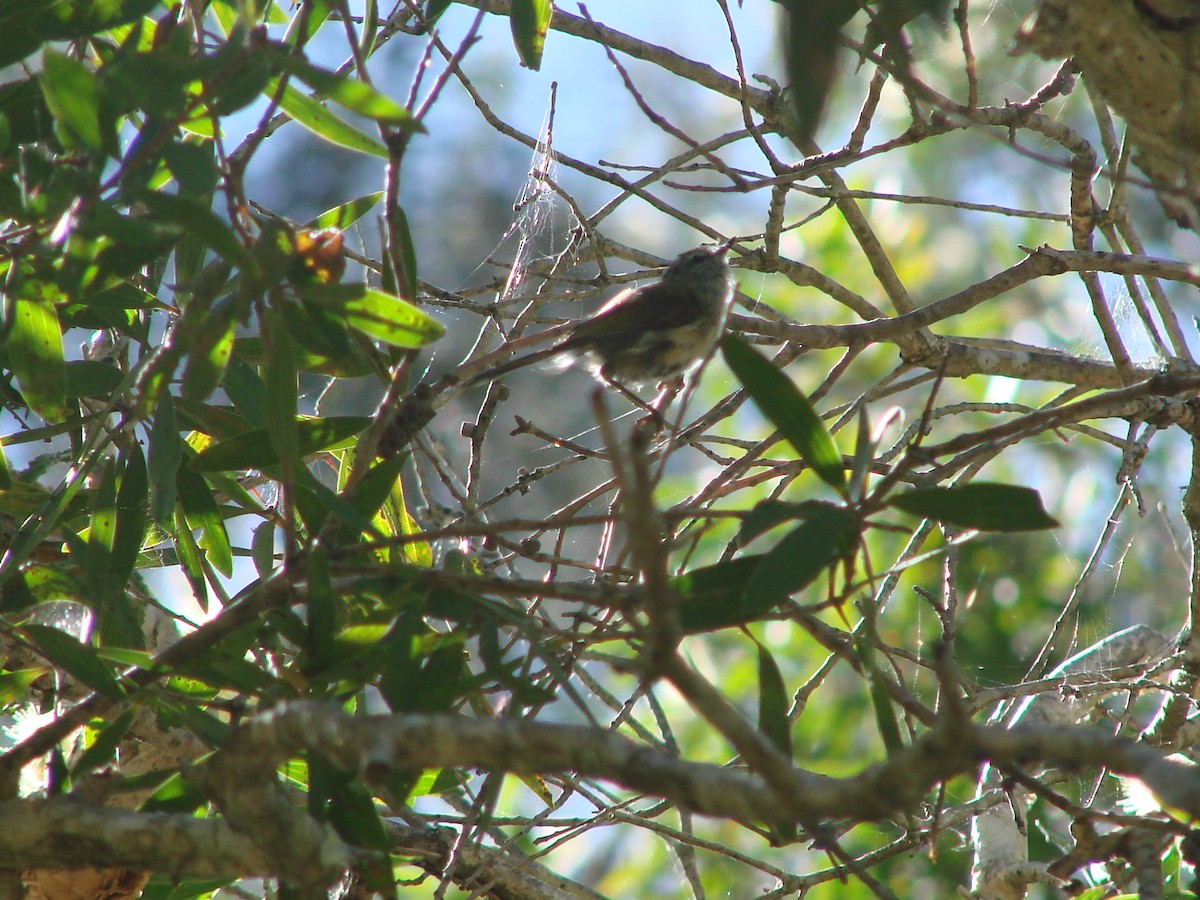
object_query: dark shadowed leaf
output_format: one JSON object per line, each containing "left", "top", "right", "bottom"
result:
{"left": 743, "top": 505, "right": 858, "bottom": 616}
{"left": 674, "top": 556, "right": 763, "bottom": 633}
{"left": 888, "top": 483, "right": 1059, "bottom": 532}
{"left": 777, "top": 0, "right": 859, "bottom": 143}
{"left": 739, "top": 499, "right": 839, "bottom": 544}
{"left": 755, "top": 639, "right": 792, "bottom": 758}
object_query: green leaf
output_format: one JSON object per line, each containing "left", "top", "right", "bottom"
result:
{"left": 755, "top": 639, "right": 792, "bottom": 758}
{"left": 171, "top": 506, "right": 208, "bottom": 611}
{"left": 0, "top": 77, "right": 54, "bottom": 145}
{"left": 64, "top": 360, "right": 124, "bottom": 398}
{"left": 304, "top": 546, "right": 336, "bottom": 666}
{"left": 743, "top": 505, "right": 857, "bottom": 616}
{"left": 380, "top": 620, "right": 468, "bottom": 714}
{"left": 855, "top": 610, "right": 904, "bottom": 755}
{"left": 387, "top": 204, "right": 418, "bottom": 302}
{"left": 1, "top": 0, "right": 159, "bottom": 64}
{"left": 221, "top": 353, "right": 269, "bottom": 429}
{"left": 739, "top": 499, "right": 838, "bottom": 544}
{"left": 721, "top": 334, "right": 845, "bottom": 494}
{"left": 139, "top": 771, "right": 207, "bottom": 814}
{"left": 40, "top": 49, "right": 103, "bottom": 151}
{"left": 293, "top": 283, "right": 444, "bottom": 348}
{"left": 85, "top": 458, "right": 119, "bottom": 599}
{"left": 283, "top": 0, "right": 332, "bottom": 45}
{"left": 71, "top": 707, "right": 136, "bottom": 775}
{"left": 510, "top": 0, "right": 552, "bottom": 70}
{"left": 7, "top": 285, "right": 67, "bottom": 422}
{"left": 286, "top": 59, "right": 420, "bottom": 127}
{"left": 280, "top": 295, "right": 356, "bottom": 362}
{"left": 425, "top": 0, "right": 454, "bottom": 23}
{"left": 269, "top": 78, "right": 387, "bottom": 157}
{"left": 0, "top": 668, "right": 44, "bottom": 705}
{"left": 342, "top": 453, "right": 407, "bottom": 524}
{"left": 888, "top": 483, "right": 1060, "bottom": 532}
{"left": 306, "top": 191, "right": 385, "bottom": 231}
{"left": 265, "top": 311, "right": 298, "bottom": 467}
{"left": 112, "top": 442, "right": 148, "bottom": 585}
{"left": 674, "top": 556, "right": 763, "bottom": 633}
{"left": 175, "top": 465, "right": 233, "bottom": 578}
{"left": 22, "top": 623, "right": 124, "bottom": 699}
{"left": 251, "top": 519, "right": 276, "bottom": 578}
{"left": 163, "top": 141, "right": 219, "bottom": 198}
{"left": 148, "top": 394, "right": 182, "bottom": 525}
{"left": 180, "top": 298, "right": 238, "bottom": 402}
{"left": 190, "top": 416, "right": 370, "bottom": 472}
{"left": 137, "top": 191, "right": 255, "bottom": 271}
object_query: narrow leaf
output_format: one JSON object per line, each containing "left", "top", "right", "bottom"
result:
{"left": 175, "top": 465, "right": 233, "bottom": 578}
{"left": 40, "top": 49, "right": 103, "bottom": 150}
{"left": 510, "top": 0, "right": 552, "bottom": 70}
{"left": 755, "top": 640, "right": 792, "bottom": 757}
{"left": 112, "top": 442, "right": 148, "bottom": 584}
{"left": 172, "top": 506, "right": 209, "bottom": 612}
{"left": 722, "top": 334, "right": 845, "bottom": 494}
{"left": 889, "top": 483, "right": 1059, "bottom": 532}
{"left": 71, "top": 708, "right": 136, "bottom": 775}
{"left": 286, "top": 59, "right": 420, "bottom": 127}
{"left": 265, "top": 311, "right": 298, "bottom": 468}
{"left": 306, "top": 191, "right": 385, "bottom": 231}
{"left": 138, "top": 191, "right": 254, "bottom": 271}
{"left": 739, "top": 499, "right": 837, "bottom": 544}
{"left": 190, "top": 416, "right": 370, "bottom": 472}
{"left": 22, "top": 623, "right": 124, "bottom": 699}
{"left": 270, "top": 79, "right": 387, "bottom": 157}
{"left": 8, "top": 288, "right": 67, "bottom": 421}
{"left": 673, "top": 556, "right": 763, "bottom": 633}
{"left": 148, "top": 394, "right": 182, "bottom": 525}
{"left": 251, "top": 519, "right": 276, "bottom": 578}
{"left": 293, "top": 283, "right": 443, "bottom": 348}
{"left": 743, "top": 506, "right": 857, "bottom": 616}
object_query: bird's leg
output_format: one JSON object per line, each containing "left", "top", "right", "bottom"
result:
{"left": 602, "top": 376, "right": 666, "bottom": 430}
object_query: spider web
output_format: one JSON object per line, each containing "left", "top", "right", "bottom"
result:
{"left": 496, "top": 82, "right": 578, "bottom": 303}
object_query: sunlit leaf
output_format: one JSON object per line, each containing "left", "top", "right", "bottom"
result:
{"left": 306, "top": 191, "right": 385, "bottom": 231}
{"left": 722, "top": 334, "right": 845, "bottom": 494}
{"left": 293, "top": 283, "right": 443, "bottom": 348}
{"left": 510, "top": 0, "right": 552, "bottom": 70}
{"left": 190, "top": 416, "right": 370, "bottom": 471}
{"left": 286, "top": 59, "right": 420, "bottom": 127}
{"left": 22, "top": 623, "right": 124, "bottom": 699}
{"left": 8, "top": 286, "right": 67, "bottom": 422}
{"left": 269, "top": 78, "right": 387, "bottom": 157}
{"left": 40, "top": 49, "right": 103, "bottom": 151}
{"left": 175, "top": 465, "right": 233, "bottom": 578}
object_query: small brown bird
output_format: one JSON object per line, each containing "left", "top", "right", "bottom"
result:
{"left": 468, "top": 243, "right": 735, "bottom": 387}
